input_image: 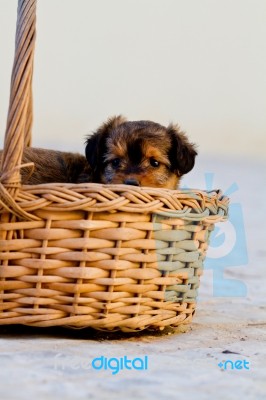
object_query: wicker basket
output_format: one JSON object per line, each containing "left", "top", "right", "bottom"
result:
{"left": 0, "top": 0, "right": 229, "bottom": 332}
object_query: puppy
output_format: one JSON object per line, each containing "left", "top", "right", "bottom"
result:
{"left": 0, "top": 147, "right": 91, "bottom": 185}
{"left": 85, "top": 116, "right": 197, "bottom": 189}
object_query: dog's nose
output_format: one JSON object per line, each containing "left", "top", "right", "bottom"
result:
{"left": 124, "top": 178, "right": 140, "bottom": 186}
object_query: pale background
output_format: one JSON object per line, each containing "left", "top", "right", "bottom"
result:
{"left": 0, "top": 0, "right": 265, "bottom": 160}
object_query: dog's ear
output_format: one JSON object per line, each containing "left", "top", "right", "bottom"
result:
{"left": 85, "top": 115, "right": 126, "bottom": 180}
{"left": 167, "top": 124, "right": 197, "bottom": 176}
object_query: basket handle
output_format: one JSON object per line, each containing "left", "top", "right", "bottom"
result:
{"left": 0, "top": 0, "right": 37, "bottom": 209}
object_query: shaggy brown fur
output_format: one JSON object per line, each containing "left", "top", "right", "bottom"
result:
{"left": 85, "top": 116, "right": 197, "bottom": 189}
{"left": 0, "top": 117, "right": 197, "bottom": 188}
{"left": 0, "top": 147, "right": 91, "bottom": 185}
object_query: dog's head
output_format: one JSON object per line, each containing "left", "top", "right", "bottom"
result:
{"left": 85, "top": 116, "right": 197, "bottom": 189}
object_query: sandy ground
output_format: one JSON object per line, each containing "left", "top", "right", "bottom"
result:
{"left": 0, "top": 155, "right": 265, "bottom": 400}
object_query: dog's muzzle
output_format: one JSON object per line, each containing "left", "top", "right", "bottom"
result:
{"left": 124, "top": 178, "right": 140, "bottom": 186}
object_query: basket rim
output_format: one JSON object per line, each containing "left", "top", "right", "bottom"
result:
{"left": 0, "top": 182, "right": 229, "bottom": 223}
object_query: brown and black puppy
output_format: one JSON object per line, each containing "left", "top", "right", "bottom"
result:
{"left": 85, "top": 116, "right": 197, "bottom": 189}
{"left": 0, "top": 147, "right": 91, "bottom": 185}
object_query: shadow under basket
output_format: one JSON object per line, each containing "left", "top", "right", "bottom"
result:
{"left": 0, "top": 184, "right": 229, "bottom": 332}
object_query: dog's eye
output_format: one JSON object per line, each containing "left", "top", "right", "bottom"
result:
{"left": 111, "top": 158, "right": 121, "bottom": 168}
{"left": 150, "top": 157, "right": 160, "bottom": 168}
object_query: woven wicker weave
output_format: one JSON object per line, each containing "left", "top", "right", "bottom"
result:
{"left": 0, "top": 0, "right": 229, "bottom": 332}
